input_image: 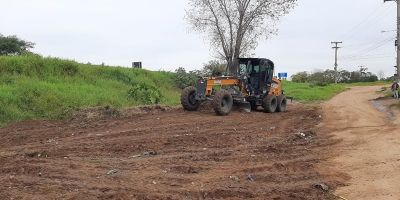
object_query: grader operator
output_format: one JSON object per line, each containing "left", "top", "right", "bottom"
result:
{"left": 181, "top": 58, "right": 287, "bottom": 116}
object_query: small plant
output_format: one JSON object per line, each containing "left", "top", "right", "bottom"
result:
{"left": 127, "top": 82, "right": 163, "bottom": 104}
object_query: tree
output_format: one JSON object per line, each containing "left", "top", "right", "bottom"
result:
{"left": 0, "top": 34, "right": 35, "bottom": 56}
{"left": 202, "top": 60, "right": 227, "bottom": 76}
{"left": 291, "top": 71, "right": 309, "bottom": 83}
{"left": 291, "top": 68, "right": 378, "bottom": 85}
{"left": 339, "top": 70, "right": 351, "bottom": 83}
{"left": 174, "top": 67, "right": 202, "bottom": 89}
{"left": 186, "top": 0, "right": 296, "bottom": 74}
{"left": 358, "top": 66, "right": 368, "bottom": 78}
{"left": 377, "top": 70, "right": 385, "bottom": 81}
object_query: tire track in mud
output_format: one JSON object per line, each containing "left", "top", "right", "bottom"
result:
{"left": 1, "top": 105, "right": 341, "bottom": 199}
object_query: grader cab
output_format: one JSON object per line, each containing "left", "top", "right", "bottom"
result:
{"left": 181, "top": 58, "right": 287, "bottom": 116}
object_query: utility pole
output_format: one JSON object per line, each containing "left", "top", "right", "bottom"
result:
{"left": 331, "top": 41, "right": 342, "bottom": 84}
{"left": 385, "top": 0, "right": 400, "bottom": 81}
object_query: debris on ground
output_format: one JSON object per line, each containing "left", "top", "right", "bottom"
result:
{"left": 246, "top": 175, "right": 255, "bottom": 182}
{"left": 314, "top": 183, "right": 329, "bottom": 191}
{"left": 229, "top": 175, "right": 240, "bottom": 182}
{"left": 143, "top": 151, "right": 158, "bottom": 157}
{"left": 294, "top": 131, "right": 315, "bottom": 140}
{"left": 378, "top": 87, "right": 387, "bottom": 92}
{"left": 130, "top": 154, "right": 142, "bottom": 158}
{"left": 107, "top": 169, "right": 119, "bottom": 176}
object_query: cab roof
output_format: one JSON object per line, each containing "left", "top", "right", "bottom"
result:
{"left": 238, "top": 58, "right": 274, "bottom": 67}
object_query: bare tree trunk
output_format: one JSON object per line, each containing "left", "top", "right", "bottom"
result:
{"left": 227, "top": 59, "right": 234, "bottom": 75}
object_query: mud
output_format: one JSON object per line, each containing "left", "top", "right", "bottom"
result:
{"left": 0, "top": 104, "right": 342, "bottom": 200}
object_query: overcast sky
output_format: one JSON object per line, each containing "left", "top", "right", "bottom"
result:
{"left": 0, "top": 0, "right": 397, "bottom": 77}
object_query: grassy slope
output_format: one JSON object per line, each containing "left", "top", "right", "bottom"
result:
{"left": 0, "top": 55, "right": 388, "bottom": 126}
{"left": 0, "top": 55, "right": 180, "bottom": 126}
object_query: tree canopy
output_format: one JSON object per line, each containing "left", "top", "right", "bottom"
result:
{"left": 0, "top": 34, "right": 35, "bottom": 56}
{"left": 291, "top": 67, "right": 379, "bottom": 85}
{"left": 186, "top": 0, "right": 297, "bottom": 74}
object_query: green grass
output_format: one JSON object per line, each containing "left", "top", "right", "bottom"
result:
{"left": 282, "top": 81, "right": 346, "bottom": 102}
{"left": 343, "top": 81, "right": 391, "bottom": 87}
{"left": 1, "top": 54, "right": 390, "bottom": 126}
{"left": 282, "top": 80, "right": 393, "bottom": 102}
{"left": 0, "top": 55, "right": 180, "bottom": 126}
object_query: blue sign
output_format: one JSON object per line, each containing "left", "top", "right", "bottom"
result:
{"left": 278, "top": 73, "right": 288, "bottom": 78}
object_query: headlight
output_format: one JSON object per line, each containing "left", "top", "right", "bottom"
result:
{"left": 263, "top": 88, "right": 267, "bottom": 94}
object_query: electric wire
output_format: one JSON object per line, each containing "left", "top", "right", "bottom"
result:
{"left": 341, "top": 36, "right": 395, "bottom": 60}
{"left": 339, "top": 4, "right": 390, "bottom": 41}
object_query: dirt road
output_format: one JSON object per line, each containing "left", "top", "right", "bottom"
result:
{"left": 0, "top": 105, "right": 338, "bottom": 200}
{"left": 320, "top": 86, "right": 400, "bottom": 200}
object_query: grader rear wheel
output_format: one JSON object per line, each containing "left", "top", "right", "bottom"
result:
{"left": 213, "top": 90, "right": 233, "bottom": 116}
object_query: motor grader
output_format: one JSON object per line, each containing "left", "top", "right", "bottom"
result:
{"left": 181, "top": 58, "right": 287, "bottom": 115}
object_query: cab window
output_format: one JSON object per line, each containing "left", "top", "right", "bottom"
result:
{"left": 239, "top": 64, "right": 247, "bottom": 75}
{"left": 252, "top": 65, "right": 260, "bottom": 73}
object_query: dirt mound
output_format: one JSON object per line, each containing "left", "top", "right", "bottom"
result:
{"left": 70, "top": 105, "right": 179, "bottom": 121}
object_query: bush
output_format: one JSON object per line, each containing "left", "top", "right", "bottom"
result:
{"left": 291, "top": 71, "right": 309, "bottom": 83}
{"left": 202, "top": 60, "right": 226, "bottom": 76}
{"left": 59, "top": 61, "right": 79, "bottom": 76}
{"left": 291, "top": 67, "right": 379, "bottom": 84}
{"left": 127, "top": 82, "right": 163, "bottom": 104}
{"left": 174, "top": 67, "right": 201, "bottom": 89}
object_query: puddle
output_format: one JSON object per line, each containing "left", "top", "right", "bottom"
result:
{"left": 372, "top": 100, "right": 395, "bottom": 121}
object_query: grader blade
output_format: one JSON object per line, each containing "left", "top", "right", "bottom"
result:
{"left": 238, "top": 102, "right": 251, "bottom": 113}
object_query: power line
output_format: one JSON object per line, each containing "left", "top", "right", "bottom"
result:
{"left": 341, "top": 36, "right": 395, "bottom": 59}
{"left": 350, "top": 7, "right": 393, "bottom": 39}
{"left": 342, "top": 55, "right": 394, "bottom": 61}
{"left": 340, "top": 4, "right": 391, "bottom": 41}
{"left": 343, "top": 33, "right": 395, "bottom": 50}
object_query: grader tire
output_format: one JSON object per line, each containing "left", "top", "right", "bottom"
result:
{"left": 213, "top": 90, "right": 233, "bottom": 116}
{"left": 181, "top": 86, "right": 200, "bottom": 111}
{"left": 276, "top": 95, "right": 287, "bottom": 112}
{"left": 263, "top": 95, "right": 277, "bottom": 113}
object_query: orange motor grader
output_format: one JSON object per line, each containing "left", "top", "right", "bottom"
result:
{"left": 181, "top": 58, "right": 287, "bottom": 116}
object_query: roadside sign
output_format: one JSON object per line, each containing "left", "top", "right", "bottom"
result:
{"left": 278, "top": 73, "right": 288, "bottom": 78}
{"left": 132, "top": 62, "right": 142, "bottom": 68}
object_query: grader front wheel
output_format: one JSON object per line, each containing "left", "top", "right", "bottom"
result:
{"left": 213, "top": 90, "right": 233, "bottom": 116}
{"left": 276, "top": 95, "right": 287, "bottom": 112}
{"left": 181, "top": 86, "right": 200, "bottom": 111}
{"left": 263, "top": 95, "right": 278, "bottom": 113}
